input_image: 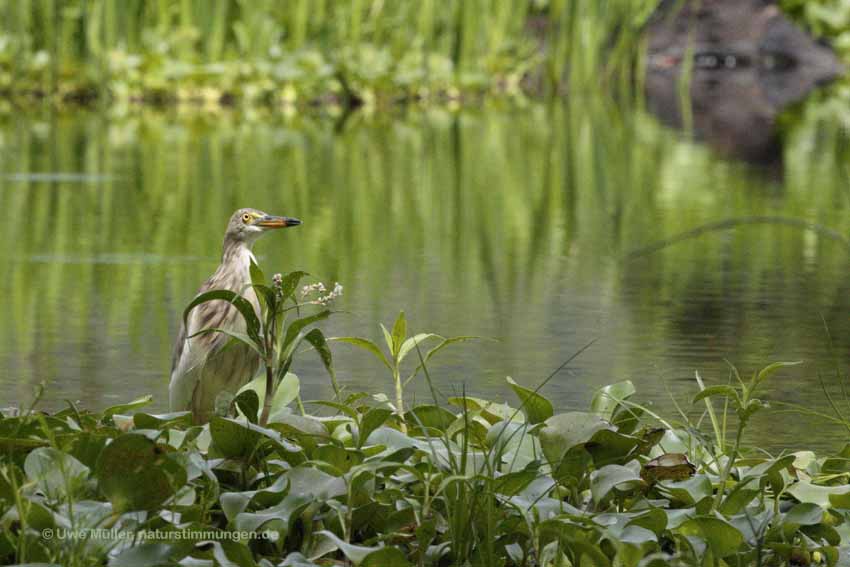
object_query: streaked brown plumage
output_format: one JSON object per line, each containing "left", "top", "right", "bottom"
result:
{"left": 169, "top": 208, "right": 301, "bottom": 423}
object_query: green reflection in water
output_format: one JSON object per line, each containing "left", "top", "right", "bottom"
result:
{"left": 1, "top": 98, "right": 849, "bottom": 450}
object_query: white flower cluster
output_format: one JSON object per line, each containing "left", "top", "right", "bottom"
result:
{"left": 301, "top": 282, "right": 343, "bottom": 306}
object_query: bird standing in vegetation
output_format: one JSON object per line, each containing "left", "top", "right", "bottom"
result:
{"left": 169, "top": 208, "right": 301, "bottom": 423}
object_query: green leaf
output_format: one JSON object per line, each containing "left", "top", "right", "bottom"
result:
{"left": 691, "top": 385, "right": 739, "bottom": 405}
{"left": 405, "top": 336, "right": 479, "bottom": 384}
{"left": 317, "top": 530, "right": 385, "bottom": 565}
{"left": 539, "top": 412, "right": 612, "bottom": 466}
{"left": 397, "top": 333, "right": 439, "bottom": 364}
{"left": 24, "top": 447, "right": 89, "bottom": 501}
{"left": 249, "top": 258, "right": 265, "bottom": 286}
{"left": 282, "top": 310, "right": 331, "bottom": 353}
{"left": 678, "top": 516, "right": 744, "bottom": 558}
{"left": 506, "top": 376, "right": 553, "bottom": 424}
{"left": 183, "top": 289, "right": 262, "bottom": 347}
{"left": 279, "top": 271, "right": 309, "bottom": 301}
{"left": 361, "top": 547, "right": 412, "bottom": 567}
{"left": 591, "top": 381, "right": 635, "bottom": 419}
{"left": 788, "top": 481, "right": 850, "bottom": 507}
{"left": 390, "top": 311, "right": 407, "bottom": 358}
{"left": 783, "top": 502, "right": 824, "bottom": 526}
{"left": 303, "top": 328, "right": 336, "bottom": 388}
{"left": 492, "top": 470, "right": 538, "bottom": 496}
{"left": 96, "top": 434, "right": 187, "bottom": 513}
{"left": 239, "top": 373, "right": 301, "bottom": 421}
{"left": 752, "top": 361, "right": 803, "bottom": 389}
{"left": 209, "top": 416, "right": 260, "bottom": 458}
{"left": 234, "top": 390, "right": 260, "bottom": 425}
{"left": 590, "top": 464, "right": 642, "bottom": 503}
{"left": 102, "top": 395, "right": 153, "bottom": 421}
{"left": 331, "top": 337, "right": 392, "bottom": 370}
{"left": 358, "top": 408, "right": 393, "bottom": 448}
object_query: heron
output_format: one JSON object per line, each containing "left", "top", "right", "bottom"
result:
{"left": 169, "top": 208, "right": 301, "bottom": 423}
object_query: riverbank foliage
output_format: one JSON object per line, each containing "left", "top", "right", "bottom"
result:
{"left": 2, "top": 353, "right": 850, "bottom": 565}
{"left": 0, "top": 0, "right": 652, "bottom": 106}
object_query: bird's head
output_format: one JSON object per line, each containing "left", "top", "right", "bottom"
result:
{"left": 224, "top": 208, "right": 302, "bottom": 245}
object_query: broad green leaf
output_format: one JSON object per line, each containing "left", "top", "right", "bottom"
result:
{"left": 24, "top": 447, "right": 89, "bottom": 501}
{"left": 234, "top": 390, "right": 260, "bottom": 425}
{"left": 783, "top": 502, "right": 824, "bottom": 526}
{"left": 591, "top": 381, "right": 635, "bottom": 419}
{"left": 102, "top": 395, "right": 153, "bottom": 420}
{"left": 358, "top": 408, "right": 393, "bottom": 448}
{"left": 506, "top": 376, "right": 553, "bottom": 424}
{"left": 590, "top": 464, "right": 642, "bottom": 503}
{"left": 788, "top": 481, "right": 850, "bottom": 507}
{"left": 539, "top": 411, "right": 612, "bottom": 466}
{"left": 96, "top": 434, "right": 187, "bottom": 513}
{"left": 361, "top": 547, "right": 412, "bottom": 566}
{"left": 238, "top": 372, "right": 300, "bottom": 421}
{"left": 317, "top": 530, "right": 383, "bottom": 564}
{"left": 678, "top": 516, "right": 744, "bottom": 558}
{"left": 330, "top": 337, "right": 392, "bottom": 370}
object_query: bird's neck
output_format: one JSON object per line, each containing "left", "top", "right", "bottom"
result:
{"left": 221, "top": 240, "right": 257, "bottom": 274}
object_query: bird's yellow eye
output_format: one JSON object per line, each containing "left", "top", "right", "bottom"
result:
{"left": 241, "top": 213, "right": 252, "bottom": 224}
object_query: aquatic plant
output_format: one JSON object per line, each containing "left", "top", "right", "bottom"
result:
{"left": 0, "top": 353, "right": 847, "bottom": 565}
{"left": 184, "top": 265, "right": 338, "bottom": 424}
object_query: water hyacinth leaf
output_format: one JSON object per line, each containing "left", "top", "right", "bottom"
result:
{"left": 234, "top": 493, "right": 312, "bottom": 540}
{"left": 585, "top": 429, "right": 641, "bottom": 466}
{"left": 659, "top": 475, "right": 713, "bottom": 506}
{"left": 539, "top": 412, "right": 612, "bottom": 466}
{"left": 330, "top": 337, "right": 392, "bottom": 370}
{"left": 678, "top": 516, "right": 744, "bottom": 558}
{"left": 361, "top": 547, "right": 413, "bottom": 566}
{"left": 783, "top": 502, "right": 824, "bottom": 527}
{"left": 316, "top": 530, "right": 383, "bottom": 564}
{"left": 492, "top": 469, "right": 538, "bottom": 496}
{"left": 282, "top": 552, "right": 323, "bottom": 566}
{"left": 209, "top": 416, "right": 260, "bottom": 458}
{"left": 405, "top": 405, "right": 455, "bottom": 431}
{"left": 358, "top": 407, "right": 393, "bottom": 448}
{"left": 590, "top": 464, "right": 643, "bottom": 504}
{"left": 109, "top": 542, "right": 176, "bottom": 567}
{"left": 787, "top": 481, "right": 850, "bottom": 507}
{"left": 133, "top": 411, "right": 192, "bottom": 429}
{"left": 24, "top": 447, "right": 89, "bottom": 501}
{"left": 506, "top": 376, "right": 553, "bottom": 424}
{"left": 96, "top": 434, "right": 187, "bottom": 513}
{"left": 591, "top": 381, "right": 635, "bottom": 419}
{"left": 448, "top": 396, "right": 519, "bottom": 424}
{"left": 183, "top": 289, "right": 262, "bottom": 347}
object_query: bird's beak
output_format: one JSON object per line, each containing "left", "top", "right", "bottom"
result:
{"left": 255, "top": 215, "right": 301, "bottom": 229}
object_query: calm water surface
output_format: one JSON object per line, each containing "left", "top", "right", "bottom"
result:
{"left": 1, "top": 100, "right": 849, "bottom": 450}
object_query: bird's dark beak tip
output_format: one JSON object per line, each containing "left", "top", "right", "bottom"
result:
{"left": 286, "top": 218, "right": 302, "bottom": 227}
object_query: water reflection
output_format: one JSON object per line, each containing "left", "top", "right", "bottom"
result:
{"left": 645, "top": 0, "right": 844, "bottom": 165}
{"left": 0, "top": 99, "right": 849, "bottom": 450}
